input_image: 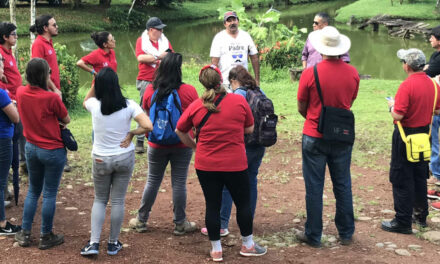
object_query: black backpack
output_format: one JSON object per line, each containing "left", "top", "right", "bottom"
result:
{"left": 237, "top": 87, "right": 278, "bottom": 147}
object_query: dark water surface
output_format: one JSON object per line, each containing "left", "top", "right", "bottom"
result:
{"left": 16, "top": 1, "right": 437, "bottom": 86}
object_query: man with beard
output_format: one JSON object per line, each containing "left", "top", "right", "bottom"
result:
{"left": 210, "top": 11, "right": 259, "bottom": 89}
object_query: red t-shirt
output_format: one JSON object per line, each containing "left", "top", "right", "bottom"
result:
{"left": 297, "top": 59, "right": 359, "bottom": 138}
{"left": 135, "top": 37, "right": 173, "bottom": 81}
{"left": 16, "top": 85, "right": 68, "bottom": 149}
{"left": 177, "top": 94, "right": 254, "bottom": 171}
{"left": 0, "top": 45, "right": 22, "bottom": 101}
{"left": 143, "top": 83, "right": 198, "bottom": 148}
{"left": 81, "top": 48, "right": 117, "bottom": 74}
{"left": 394, "top": 72, "right": 440, "bottom": 127}
{"left": 31, "top": 35, "right": 60, "bottom": 90}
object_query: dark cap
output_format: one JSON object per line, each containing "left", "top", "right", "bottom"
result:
{"left": 146, "top": 17, "right": 166, "bottom": 30}
{"left": 431, "top": 25, "right": 440, "bottom": 39}
{"left": 223, "top": 11, "right": 238, "bottom": 23}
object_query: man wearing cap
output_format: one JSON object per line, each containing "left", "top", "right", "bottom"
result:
{"left": 301, "top": 12, "right": 350, "bottom": 69}
{"left": 135, "top": 17, "right": 172, "bottom": 153}
{"left": 424, "top": 26, "right": 440, "bottom": 192}
{"left": 296, "top": 26, "right": 359, "bottom": 247}
{"left": 210, "top": 11, "right": 259, "bottom": 88}
{"left": 382, "top": 49, "right": 440, "bottom": 234}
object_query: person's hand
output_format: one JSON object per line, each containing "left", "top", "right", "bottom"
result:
{"left": 54, "top": 88, "right": 62, "bottom": 99}
{"left": 159, "top": 51, "right": 168, "bottom": 60}
{"left": 1, "top": 75, "right": 8, "bottom": 84}
{"left": 424, "top": 64, "right": 429, "bottom": 71}
{"left": 387, "top": 98, "right": 395, "bottom": 108}
{"left": 120, "top": 132, "right": 134, "bottom": 148}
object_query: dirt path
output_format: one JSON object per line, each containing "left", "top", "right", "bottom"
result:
{"left": 2, "top": 138, "right": 440, "bottom": 263}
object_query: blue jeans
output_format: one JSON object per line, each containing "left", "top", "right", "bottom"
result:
{"left": 0, "top": 138, "right": 12, "bottom": 222}
{"left": 302, "top": 134, "right": 355, "bottom": 245}
{"left": 220, "top": 145, "right": 265, "bottom": 229}
{"left": 22, "top": 142, "right": 66, "bottom": 234}
{"left": 431, "top": 115, "right": 440, "bottom": 179}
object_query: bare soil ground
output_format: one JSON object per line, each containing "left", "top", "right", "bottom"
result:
{"left": 2, "top": 138, "right": 440, "bottom": 264}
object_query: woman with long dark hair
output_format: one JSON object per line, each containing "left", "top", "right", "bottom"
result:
{"left": 80, "top": 67, "right": 152, "bottom": 256}
{"left": 14, "top": 58, "right": 70, "bottom": 249}
{"left": 77, "top": 31, "right": 117, "bottom": 82}
{"left": 129, "top": 52, "right": 198, "bottom": 235}
{"left": 176, "top": 65, "right": 267, "bottom": 261}
{"left": 0, "top": 53, "right": 20, "bottom": 235}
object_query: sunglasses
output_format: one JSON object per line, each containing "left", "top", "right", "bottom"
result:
{"left": 313, "top": 21, "right": 319, "bottom": 25}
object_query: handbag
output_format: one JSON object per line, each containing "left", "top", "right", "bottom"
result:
{"left": 314, "top": 65, "right": 355, "bottom": 144}
{"left": 397, "top": 78, "right": 438, "bottom": 162}
{"left": 60, "top": 125, "right": 78, "bottom": 151}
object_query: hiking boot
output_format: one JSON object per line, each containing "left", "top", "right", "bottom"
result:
{"left": 412, "top": 216, "right": 428, "bottom": 228}
{"left": 135, "top": 141, "right": 144, "bottom": 154}
{"left": 381, "top": 219, "right": 412, "bottom": 234}
{"left": 81, "top": 241, "right": 99, "bottom": 256}
{"left": 428, "top": 189, "right": 440, "bottom": 199}
{"left": 129, "top": 217, "right": 147, "bottom": 233}
{"left": 295, "top": 231, "right": 321, "bottom": 248}
{"left": 107, "top": 240, "right": 123, "bottom": 255}
{"left": 201, "top": 227, "right": 229, "bottom": 237}
{"left": 239, "top": 243, "right": 267, "bottom": 257}
{"left": 15, "top": 229, "right": 31, "bottom": 247}
{"left": 38, "top": 232, "right": 64, "bottom": 250}
{"left": 210, "top": 251, "right": 223, "bottom": 262}
{"left": 0, "top": 222, "right": 21, "bottom": 236}
{"left": 174, "top": 220, "right": 197, "bottom": 236}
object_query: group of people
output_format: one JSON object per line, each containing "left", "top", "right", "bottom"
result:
{"left": 1, "top": 9, "right": 440, "bottom": 262}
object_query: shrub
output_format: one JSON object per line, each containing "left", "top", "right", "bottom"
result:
{"left": 106, "top": 6, "right": 148, "bottom": 30}
{"left": 54, "top": 43, "right": 79, "bottom": 109}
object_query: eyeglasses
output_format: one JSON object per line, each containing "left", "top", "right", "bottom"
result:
{"left": 400, "top": 59, "right": 406, "bottom": 64}
{"left": 313, "top": 21, "right": 319, "bottom": 25}
{"left": 10, "top": 32, "right": 17, "bottom": 36}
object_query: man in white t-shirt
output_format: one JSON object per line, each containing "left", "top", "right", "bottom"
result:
{"left": 210, "top": 11, "right": 260, "bottom": 88}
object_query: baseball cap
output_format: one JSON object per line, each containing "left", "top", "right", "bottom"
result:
{"left": 146, "top": 17, "right": 166, "bottom": 30}
{"left": 224, "top": 11, "right": 238, "bottom": 23}
{"left": 397, "top": 48, "right": 426, "bottom": 70}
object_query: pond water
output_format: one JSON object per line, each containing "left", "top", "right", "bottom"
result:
{"left": 15, "top": 1, "right": 438, "bottom": 86}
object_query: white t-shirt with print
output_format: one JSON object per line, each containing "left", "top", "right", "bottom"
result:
{"left": 85, "top": 98, "right": 143, "bottom": 156}
{"left": 210, "top": 29, "right": 258, "bottom": 85}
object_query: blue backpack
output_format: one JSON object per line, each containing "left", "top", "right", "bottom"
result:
{"left": 148, "top": 89, "right": 182, "bottom": 145}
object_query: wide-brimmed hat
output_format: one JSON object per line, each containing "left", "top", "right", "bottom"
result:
{"left": 146, "top": 17, "right": 166, "bottom": 30}
{"left": 308, "top": 26, "right": 351, "bottom": 56}
{"left": 397, "top": 48, "right": 426, "bottom": 70}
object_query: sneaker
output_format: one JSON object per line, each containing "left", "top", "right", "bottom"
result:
{"left": 295, "top": 231, "right": 321, "bottom": 248}
{"left": 174, "top": 220, "right": 197, "bottom": 236}
{"left": 339, "top": 237, "right": 353, "bottom": 246}
{"left": 239, "top": 243, "right": 267, "bottom": 257}
{"left": 201, "top": 227, "right": 230, "bottom": 237}
{"left": 428, "top": 189, "right": 440, "bottom": 199}
{"left": 38, "top": 232, "right": 64, "bottom": 250}
{"left": 107, "top": 240, "right": 123, "bottom": 255}
{"left": 0, "top": 222, "right": 21, "bottom": 236}
{"left": 412, "top": 217, "right": 428, "bottom": 228}
{"left": 129, "top": 217, "right": 147, "bottom": 233}
{"left": 432, "top": 201, "right": 440, "bottom": 211}
{"left": 15, "top": 229, "right": 31, "bottom": 247}
{"left": 381, "top": 219, "right": 412, "bottom": 234}
{"left": 135, "top": 141, "right": 144, "bottom": 154}
{"left": 63, "top": 164, "right": 72, "bottom": 173}
{"left": 210, "top": 251, "right": 223, "bottom": 262}
{"left": 81, "top": 241, "right": 99, "bottom": 256}
{"left": 4, "top": 200, "right": 11, "bottom": 208}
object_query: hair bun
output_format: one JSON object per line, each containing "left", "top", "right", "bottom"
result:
{"left": 29, "top": 24, "right": 36, "bottom": 33}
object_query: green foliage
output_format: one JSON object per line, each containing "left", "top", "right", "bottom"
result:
{"left": 106, "top": 6, "right": 147, "bottom": 30}
{"left": 54, "top": 43, "right": 80, "bottom": 110}
{"left": 217, "top": 0, "right": 305, "bottom": 69}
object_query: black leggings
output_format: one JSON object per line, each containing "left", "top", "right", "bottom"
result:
{"left": 196, "top": 169, "right": 253, "bottom": 241}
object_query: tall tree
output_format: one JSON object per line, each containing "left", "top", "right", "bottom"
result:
{"left": 9, "top": 0, "right": 17, "bottom": 60}
{"left": 30, "top": 0, "right": 36, "bottom": 53}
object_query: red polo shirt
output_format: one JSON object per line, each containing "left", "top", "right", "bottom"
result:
{"left": 16, "top": 84, "right": 68, "bottom": 149}
{"left": 135, "top": 37, "right": 173, "bottom": 81}
{"left": 297, "top": 59, "right": 359, "bottom": 138}
{"left": 81, "top": 48, "right": 117, "bottom": 73}
{"left": 0, "top": 45, "right": 22, "bottom": 100}
{"left": 31, "top": 35, "right": 60, "bottom": 90}
{"left": 394, "top": 72, "right": 440, "bottom": 127}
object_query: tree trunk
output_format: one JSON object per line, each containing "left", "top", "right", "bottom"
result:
{"left": 71, "top": 0, "right": 81, "bottom": 8}
{"left": 99, "top": 0, "right": 111, "bottom": 6}
{"left": 9, "top": 0, "right": 17, "bottom": 59}
{"left": 30, "top": 0, "right": 36, "bottom": 53}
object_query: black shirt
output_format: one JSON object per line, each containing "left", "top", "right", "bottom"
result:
{"left": 426, "top": 51, "right": 440, "bottom": 77}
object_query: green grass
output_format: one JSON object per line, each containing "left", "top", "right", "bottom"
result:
{"left": 335, "top": 0, "right": 440, "bottom": 23}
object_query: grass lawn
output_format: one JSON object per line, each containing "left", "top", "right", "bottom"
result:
{"left": 335, "top": 0, "right": 440, "bottom": 23}
{"left": 68, "top": 63, "right": 400, "bottom": 180}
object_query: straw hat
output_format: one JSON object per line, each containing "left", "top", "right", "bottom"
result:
{"left": 308, "top": 26, "right": 351, "bottom": 56}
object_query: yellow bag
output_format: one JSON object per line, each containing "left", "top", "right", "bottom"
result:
{"left": 397, "top": 78, "right": 438, "bottom": 163}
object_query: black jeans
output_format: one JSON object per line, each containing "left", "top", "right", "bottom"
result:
{"left": 390, "top": 126, "right": 429, "bottom": 227}
{"left": 196, "top": 169, "right": 252, "bottom": 241}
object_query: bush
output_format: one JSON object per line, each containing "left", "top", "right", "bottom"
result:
{"left": 106, "top": 6, "right": 148, "bottom": 30}
{"left": 54, "top": 43, "right": 79, "bottom": 110}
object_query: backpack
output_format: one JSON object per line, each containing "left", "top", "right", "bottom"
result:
{"left": 237, "top": 87, "right": 278, "bottom": 147}
{"left": 148, "top": 89, "right": 182, "bottom": 145}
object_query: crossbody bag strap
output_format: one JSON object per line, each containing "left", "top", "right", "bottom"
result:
{"left": 313, "top": 65, "right": 325, "bottom": 107}
{"left": 429, "top": 78, "right": 438, "bottom": 137}
{"left": 397, "top": 121, "right": 407, "bottom": 143}
{"left": 195, "top": 93, "right": 226, "bottom": 143}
